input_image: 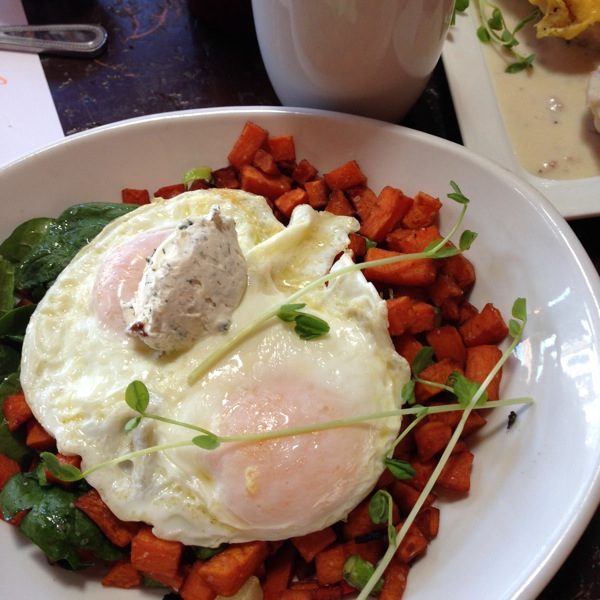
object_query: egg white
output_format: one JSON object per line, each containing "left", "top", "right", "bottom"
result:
{"left": 20, "top": 189, "right": 409, "bottom": 547}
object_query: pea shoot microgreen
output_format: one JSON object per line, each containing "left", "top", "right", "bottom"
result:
{"left": 182, "top": 166, "right": 212, "bottom": 187}
{"left": 452, "top": 0, "right": 470, "bottom": 25}
{"left": 383, "top": 458, "right": 416, "bottom": 481}
{"left": 476, "top": 1, "right": 540, "bottom": 73}
{"left": 342, "top": 555, "right": 383, "bottom": 593}
{"left": 276, "top": 303, "right": 330, "bottom": 340}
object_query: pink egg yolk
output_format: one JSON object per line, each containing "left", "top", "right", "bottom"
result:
{"left": 206, "top": 376, "right": 376, "bottom": 533}
{"left": 93, "top": 229, "right": 170, "bottom": 330}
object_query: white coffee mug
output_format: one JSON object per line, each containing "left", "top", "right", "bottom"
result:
{"left": 252, "top": 0, "right": 455, "bottom": 122}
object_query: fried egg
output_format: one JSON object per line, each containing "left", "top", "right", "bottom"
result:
{"left": 20, "top": 188, "right": 408, "bottom": 547}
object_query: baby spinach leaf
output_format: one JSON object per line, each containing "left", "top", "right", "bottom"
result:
{"left": 0, "top": 217, "right": 53, "bottom": 265}
{"left": 0, "top": 345, "right": 20, "bottom": 377}
{"left": 0, "top": 473, "right": 124, "bottom": 569}
{"left": 16, "top": 203, "right": 137, "bottom": 292}
{"left": 0, "top": 303, "right": 36, "bottom": 340}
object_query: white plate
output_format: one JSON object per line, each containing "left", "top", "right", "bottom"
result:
{"left": 442, "top": 10, "right": 600, "bottom": 219}
{"left": 1, "top": 107, "right": 600, "bottom": 600}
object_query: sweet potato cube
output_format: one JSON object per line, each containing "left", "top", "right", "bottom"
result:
{"left": 304, "top": 178, "right": 329, "bottom": 210}
{"left": 263, "top": 543, "right": 295, "bottom": 600}
{"left": 268, "top": 134, "right": 296, "bottom": 162}
{"left": 180, "top": 561, "right": 218, "bottom": 600}
{"left": 275, "top": 188, "right": 309, "bottom": 219}
{"left": 2, "top": 392, "right": 33, "bottom": 432}
{"left": 442, "top": 253, "right": 476, "bottom": 290}
{"left": 380, "top": 559, "right": 409, "bottom": 600}
{"left": 154, "top": 183, "right": 186, "bottom": 199}
{"left": 253, "top": 148, "right": 279, "bottom": 175}
{"left": 240, "top": 164, "right": 292, "bottom": 200}
{"left": 228, "top": 121, "right": 269, "bottom": 169}
{"left": 414, "top": 359, "right": 462, "bottom": 403}
{"left": 75, "top": 489, "right": 139, "bottom": 547}
{"left": 465, "top": 344, "right": 503, "bottom": 400}
{"left": 121, "top": 188, "right": 151, "bottom": 205}
{"left": 436, "top": 450, "right": 474, "bottom": 493}
{"left": 427, "top": 405, "right": 487, "bottom": 439}
{"left": 428, "top": 273, "right": 464, "bottom": 308}
{"left": 401, "top": 191, "right": 442, "bottom": 229}
{"left": 387, "top": 296, "right": 437, "bottom": 337}
{"left": 386, "top": 225, "right": 442, "bottom": 253}
{"left": 459, "top": 303, "right": 509, "bottom": 346}
{"left": 102, "top": 559, "right": 142, "bottom": 589}
{"left": 196, "top": 541, "right": 268, "bottom": 596}
{"left": 131, "top": 527, "right": 184, "bottom": 584}
{"left": 212, "top": 166, "right": 240, "bottom": 189}
{"left": 393, "top": 334, "right": 424, "bottom": 366}
{"left": 359, "top": 186, "right": 412, "bottom": 243}
{"left": 293, "top": 158, "right": 318, "bottom": 184}
{"left": 348, "top": 186, "right": 378, "bottom": 221}
{"left": 348, "top": 233, "right": 367, "bottom": 259}
{"left": 292, "top": 527, "right": 337, "bottom": 563}
{"left": 324, "top": 160, "right": 367, "bottom": 190}
{"left": 363, "top": 248, "right": 437, "bottom": 287}
{"left": 25, "top": 420, "right": 55, "bottom": 451}
{"left": 326, "top": 189, "right": 355, "bottom": 217}
{"left": 281, "top": 591, "right": 313, "bottom": 600}
{"left": 390, "top": 480, "right": 435, "bottom": 516}
{"left": 414, "top": 421, "right": 453, "bottom": 462}
{"left": 426, "top": 325, "right": 466, "bottom": 367}
{"left": 414, "top": 506, "right": 440, "bottom": 540}
{"left": 397, "top": 523, "right": 428, "bottom": 563}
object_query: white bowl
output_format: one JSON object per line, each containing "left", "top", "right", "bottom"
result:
{"left": 1, "top": 107, "right": 600, "bottom": 600}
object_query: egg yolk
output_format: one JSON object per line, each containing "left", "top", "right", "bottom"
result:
{"left": 205, "top": 376, "right": 376, "bottom": 532}
{"left": 93, "top": 229, "right": 170, "bottom": 330}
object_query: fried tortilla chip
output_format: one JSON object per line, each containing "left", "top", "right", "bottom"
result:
{"left": 529, "top": 0, "right": 600, "bottom": 39}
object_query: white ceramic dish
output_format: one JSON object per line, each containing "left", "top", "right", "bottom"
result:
{"left": 442, "top": 10, "right": 600, "bottom": 220}
{"left": 1, "top": 107, "right": 600, "bottom": 600}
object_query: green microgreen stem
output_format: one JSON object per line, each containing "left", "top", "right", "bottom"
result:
{"left": 357, "top": 299, "right": 527, "bottom": 599}
{"left": 140, "top": 412, "right": 215, "bottom": 436}
{"left": 188, "top": 186, "right": 471, "bottom": 385}
{"left": 476, "top": 0, "right": 539, "bottom": 72}
{"left": 136, "top": 397, "right": 532, "bottom": 440}
{"left": 45, "top": 440, "right": 194, "bottom": 483}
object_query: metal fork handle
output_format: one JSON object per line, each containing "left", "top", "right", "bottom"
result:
{"left": 0, "top": 24, "right": 108, "bottom": 57}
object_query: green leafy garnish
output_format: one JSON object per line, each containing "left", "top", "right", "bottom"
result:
{"left": 412, "top": 347, "right": 434, "bottom": 375}
{"left": 40, "top": 452, "right": 84, "bottom": 483}
{"left": 343, "top": 555, "right": 384, "bottom": 593}
{"left": 452, "top": 0, "right": 470, "bottom": 24}
{"left": 451, "top": 371, "right": 489, "bottom": 408}
{"left": 192, "top": 434, "right": 221, "bottom": 450}
{"left": 476, "top": 1, "right": 540, "bottom": 73}
{"left": 384, "top": 458, "right": 416, "bottom": 481}
{"left": 125, "top": 380, "right": 150, "bottom": 414}
{"left": 277, "top": 303, "right": 330, "bottom": 340}
{"left": 183, "top": 166, "right": 212, "bottom": 186}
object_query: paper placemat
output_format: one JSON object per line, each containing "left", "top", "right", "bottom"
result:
{"left": 0, "top": 1, "right": 64, "bottom": 168}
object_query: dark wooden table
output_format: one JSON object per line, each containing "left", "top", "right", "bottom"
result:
{"left": 21, "top": 1, "right": 600, "bottom": 598}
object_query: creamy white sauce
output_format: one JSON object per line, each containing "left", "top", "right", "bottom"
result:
{"left": 480, "top": 0, "right": 600, "bottom": 180}
{"left": 125, "top": 207, "right": 248, "bottom": 352}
